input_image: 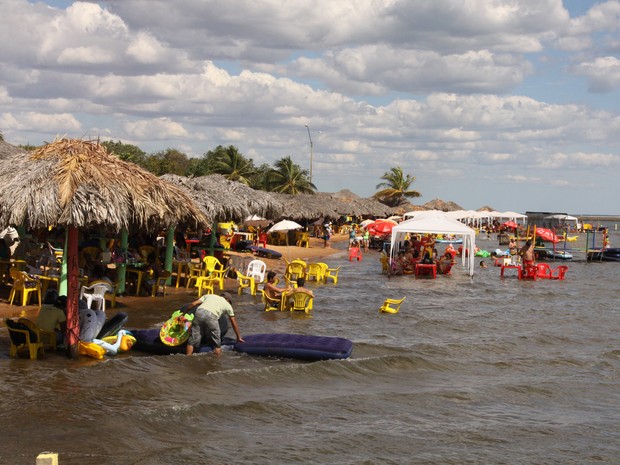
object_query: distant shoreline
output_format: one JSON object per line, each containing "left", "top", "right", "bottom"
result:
{"left": 575, "top": 215, "right": 620, "bottom": 222}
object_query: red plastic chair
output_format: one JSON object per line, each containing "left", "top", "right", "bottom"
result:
{"left": 257, "top": 233, "right": 268, "bottom": 248}
{"left": 520, "top": 264, "right": 538, "bottom": 280}
{"left": 536, "top": 263, "right": 553, "bottom": 279}
{"left": 551, "top": 265, "right": 568, "bottom": 280}
{"left": 349, "top": 247, "right": 363, "bottom": 261}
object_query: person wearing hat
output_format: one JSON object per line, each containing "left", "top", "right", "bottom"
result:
{"left": 184, "top": 292, "right": 244, "bottom": 356}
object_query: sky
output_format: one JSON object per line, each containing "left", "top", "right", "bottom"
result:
{"left": 1, "top": 1, "right": 620, "bottom": 215}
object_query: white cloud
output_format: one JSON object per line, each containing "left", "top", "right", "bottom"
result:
{"left": 1, "top": 0, "right": 620, "bottom": 213}
{"left": 571, "top": 56, "right": 620, "bottom": 92}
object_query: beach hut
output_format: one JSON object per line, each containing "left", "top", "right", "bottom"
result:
{"left": 0, "top": 138, "right": 209, "bottom": 357}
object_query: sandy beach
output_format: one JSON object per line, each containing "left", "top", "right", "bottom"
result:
{"left": 0, "top": 233, "right": 349, "bottom": 325}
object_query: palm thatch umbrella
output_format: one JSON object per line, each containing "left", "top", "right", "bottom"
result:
{"left": 422, "top": 198, "right": 464, "bottom": 212}
{"left": 0, "top": 138, "right": 210, "bottom": 357}
{"left": 160, "top": 174, "right": 284, "bottom": 222}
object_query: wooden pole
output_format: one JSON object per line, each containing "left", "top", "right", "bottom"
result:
{"left": 116, "top": 229, "right": 128, "bottom": 294}
{"left": 65, "top": 226, "right": 80, "bottom": 359}
{"left": 164, "top": 227, "right": 175, "bottom": 285}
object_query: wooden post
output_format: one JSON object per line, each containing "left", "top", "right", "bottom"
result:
{"left": 65, "top": 226, "right": 80, "bottom": 359}
{"left": 116, "top": 229, "right": 128, "bottom": 294}
{"left": 165, "top": 227, "right": 175, "bottom": 285}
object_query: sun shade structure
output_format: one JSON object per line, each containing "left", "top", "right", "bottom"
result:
{"left": 390, "top": 210, "right": 477, "bottom": 276}
{"left": 0, "top": 138, "right": 210, "bottom": 357}
{"left": 0, "top": 139, "right": 210, "bottom": 231}
{"left": 161, "top": 174, "right": 285, "bottom": 222}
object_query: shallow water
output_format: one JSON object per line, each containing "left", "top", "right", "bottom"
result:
{"left": 1, "top": 236, "right": 619, "bottom": 465}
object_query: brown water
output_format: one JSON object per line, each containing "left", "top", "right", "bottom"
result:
{"left": 1, "top": 236, "right": 619, "bottom": 465}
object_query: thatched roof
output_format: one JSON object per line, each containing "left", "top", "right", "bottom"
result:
{"left": 477, "top": 205, "right": 495, "bottom": 212}
{"left": 0, "top": 138, "right": 210, "bottom": 232}
{"left": 422, "top": 198, "right": 463, "bottom": 212}
{"left": 160, "top": 174, "right": 285, "bottom": 222}
{"left": 272, "top": 191, "right": 392, "bottom": 221}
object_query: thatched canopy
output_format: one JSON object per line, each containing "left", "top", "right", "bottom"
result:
{"left": 422, "top": 198, "right": 463, "bottom": 212}
{"left": 160, "top": 174, "right": 285, "bottom": 222}
{"left": 0, "top": 138, "right": 209, "bottom": 232}
{"left": 273, "top": 191, "right": 392, "bottom": 221}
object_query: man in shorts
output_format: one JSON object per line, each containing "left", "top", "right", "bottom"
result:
{"left": 185, "top": 292, "right": 244, "bottom": 356}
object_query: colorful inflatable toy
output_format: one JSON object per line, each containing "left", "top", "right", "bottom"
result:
{"left": 160, "top": 310, "right": 194, "bottom": 347}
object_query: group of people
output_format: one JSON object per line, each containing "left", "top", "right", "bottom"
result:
{"left": 348, "top": 227, "right": 370, "bottom": 251}
{"left": 390, "top": 235, "right": 457, "bottom": 275}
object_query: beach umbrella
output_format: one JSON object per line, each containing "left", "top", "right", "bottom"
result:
{"left": 268, "top": 219, "right": 303, "bottom": 234}
{"left": 501, "top": 220, "right": 519, "bottom": 229}
{"left": 367, "top": 219, "right": 397, "bottom": 235}
{"left": 268, "top": 219, "right": 303, "bottom": 259}
{"left": 535, "top": 227, "right": 560, "bottom": 243}
{"left": 0, "top": 138, "right": 210, "bottom": 358}
{"left": 359, "top": 219, "right": 374, "bottom": 228}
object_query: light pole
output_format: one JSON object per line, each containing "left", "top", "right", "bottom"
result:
{"left": 304, "top": 124, "right": 313, "bottom": 184}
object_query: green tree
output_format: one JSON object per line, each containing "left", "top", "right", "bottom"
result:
{"left": 249, "top": 163, "right": 273, "bottom": 191}
{"left": 266, "top": 156, "right": 316, "bottom": 194}
{"left": 209, "top": 145, "right": 255, "bottom": 185}
{"left": 102, "top": 140, "right": 147, "bottom": 167}
{"left": 145, "top": 148, "right": 190, "bottom": 176}
{"left": 374, "top": 166, "right": 421, "bottom": 206}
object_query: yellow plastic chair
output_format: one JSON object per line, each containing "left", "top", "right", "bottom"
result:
{"left": 283, "top": 275, "right": 298, "bottom": 289}
{"left": 324, "top": 266, "right": 341, "bottom": 284}
{"left": 285, "top": 291, "right": 314, "bottom": 313}
{"left": 185, "top": 263, "right": 205, "bottom": 289}
{"left": 379, "top": 297, "right": 406, "bottom": 314}
{"left": 285, "top": 261, "right": 306, "bottom": 281}
{"left": 380, "top": 254, "right": 390, "bottom": 274}
{"left": 236, "top": 270, "right": 256, "bottom": 296}
{"left": 210, "top": 267, "right": 228, "bottom": 290}
{"left": 195, "top": 276, "right": 216, "bottom": 296}
{"left": 203, "top": 256, "right": 224, "bottom": 274}
{"left": 152, "top": 271, "right": 172, "bottom": 297}
{"left": 305, "top": 263, "right": 326, "bottom": 282}
{"left": 261, "top": 290, "right": 283, "bottom": 311}
{"left": 8, "top": 269, "right": 42, "bottom": 308}
{"left": 296, "top": 232, "right": 310, "bottom": 248}
{"left": 5, "top": 318, "right": 46, "bottom": 359}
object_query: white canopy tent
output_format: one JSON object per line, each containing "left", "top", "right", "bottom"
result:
{"left": 543, "top": 214, "right": 580, "bottom": 228}
{"left": 390, "top": 211, "right": 477, "bottom": 276}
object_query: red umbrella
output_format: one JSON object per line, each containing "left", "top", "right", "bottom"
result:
{"left": 501, "top": 220, "right": 519, "bottom": 229}
{"left": 535, "top": 227, "right": 560, "bottom": 243}
{"left": 367, "top": 219, "right": 397, "bottom": 235}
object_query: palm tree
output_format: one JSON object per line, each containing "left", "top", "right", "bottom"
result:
{"left": 266, "top": 156, "right": 316, "bottom": 194}
{"left": 211, "top": 145, "right": 256, "bottom": 186}
{"left": 374, "top": 166, "right": 421, "bottom": 206}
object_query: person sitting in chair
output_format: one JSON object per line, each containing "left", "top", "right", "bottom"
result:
{"left": 264, "top": 271, "right": 292, "bottom": 300}
{"left": 142, "top": 252, "right": 163, "bottom": 296}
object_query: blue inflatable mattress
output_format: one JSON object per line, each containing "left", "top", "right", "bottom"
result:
{"left": 131, "top": 329, "right": 353, "bottom": 361}
{"left": 234, "top": 333, "right": 353, "bottom": 361}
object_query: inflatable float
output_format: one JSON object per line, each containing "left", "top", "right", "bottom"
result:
{"left": 247, "top": 245, "right": 282, "bottom": 260}
{"left": 131, "top": 329, "right": 353, "bottom": 361}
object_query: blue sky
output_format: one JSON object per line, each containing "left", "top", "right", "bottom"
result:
{"left": 2, "top": 1, "right": 620, "bottom": 215}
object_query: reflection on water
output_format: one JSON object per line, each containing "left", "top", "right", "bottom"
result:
{"left": 1, "top": 236, "right": 619, "bottom": 464}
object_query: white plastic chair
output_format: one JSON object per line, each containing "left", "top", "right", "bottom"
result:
{"left": 246, "top": 259, "right": 267, "bottom": 284}
{"left": 79, "top": 281, "right": 113, "bottom": 312}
